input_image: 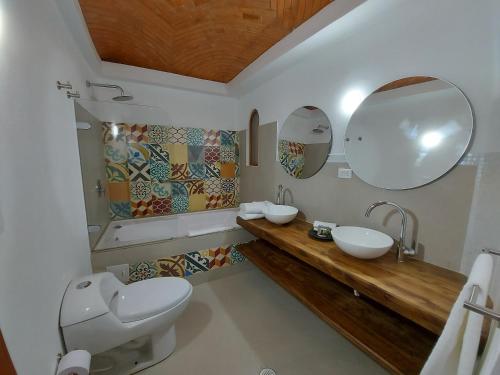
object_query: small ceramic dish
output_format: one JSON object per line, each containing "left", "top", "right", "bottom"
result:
{"left": 308, "top": 228, "right": 333, "bottom": 241}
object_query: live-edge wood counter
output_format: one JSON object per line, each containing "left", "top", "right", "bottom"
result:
{"left": 236, "top": 217, "right": 466, "bottom": 335}
{"left": 235, "top": 218, "right": 474, "bottom": 374}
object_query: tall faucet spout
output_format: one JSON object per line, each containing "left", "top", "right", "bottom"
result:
{"left": 276, "top": 184, "right": 284, "bottom": 205}
{"left": 365, "top": 201, "right": 385, "bottom": 217}
{"left": 364, "top": 201, "right": 414, "bottom": 262}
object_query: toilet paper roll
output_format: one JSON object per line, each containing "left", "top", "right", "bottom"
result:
{"left": 57, "top": 350, "right": 91, "bottom": 375}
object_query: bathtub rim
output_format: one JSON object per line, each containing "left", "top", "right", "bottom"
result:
{"left": 92, "top": 226, "right": 246, "bottom": 254}
{"left": 94, "top": 207, "right": 241, "bottom": 252}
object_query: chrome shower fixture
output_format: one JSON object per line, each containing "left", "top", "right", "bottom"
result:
{"left": 86, "top": 80, "right": 134, "bottom": 101}
{"left": 312, "top": 124, "right": 329, "bottom": 134}
{"left": 57, "top": 81, "right": 73, "bottom": 90}
{"left": 67, "top": 91, "right": 80, "bottom": 99}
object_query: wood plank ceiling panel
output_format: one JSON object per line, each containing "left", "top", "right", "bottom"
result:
{"left": 79, "top": 0, "right": 332, "bottom": 82}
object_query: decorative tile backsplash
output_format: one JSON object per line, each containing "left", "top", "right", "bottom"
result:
{"left": 128, "top": 244, "right": 246, "bottom": 283}
{"left": 104, "top": 123, "right": 240, "bottom": 219}
{"left": 279, "top": 139, "right": 305, "bottom": 178}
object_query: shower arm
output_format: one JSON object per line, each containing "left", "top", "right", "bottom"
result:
{"left": 86, "top": 80, "right": 125, "bottom": 96}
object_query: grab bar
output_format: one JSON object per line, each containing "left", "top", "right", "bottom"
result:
{"left": 463, "top": 248, "right": 500, "bottom": 322}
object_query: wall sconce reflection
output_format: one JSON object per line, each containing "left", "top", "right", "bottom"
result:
{"left": 420, "top": 131, "right": 443, "bottom": 150}
{"left": 341, "top": 89, "right": 365, "bottom": 116}
{"left": 111, "top": 123, "right": 119, "bottom": 138}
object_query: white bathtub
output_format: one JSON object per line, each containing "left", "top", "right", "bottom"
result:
{"left": 95, "top": 208, "right": 241, "bottom": 250}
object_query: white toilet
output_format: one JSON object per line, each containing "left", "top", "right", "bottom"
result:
{"left": 60, "top": 272, "right": 192, "bottom": 374}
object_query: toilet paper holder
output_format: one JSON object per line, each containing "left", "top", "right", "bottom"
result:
{"left": 56, "top": 350, "right": 91, "bottom": 375}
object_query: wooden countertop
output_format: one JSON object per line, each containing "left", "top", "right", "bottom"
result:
{"left": 237, "top": 217, "right": 466, "bottom": 335}
{"left": 238, "top": 240, "right": 436, "bottom": 375}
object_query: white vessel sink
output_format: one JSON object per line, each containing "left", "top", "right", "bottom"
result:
{"left": 331, "top": 226, "right": 394, "bottom": 259}
{"left": 263, "top": 205, "right": 298, "bottom": 225}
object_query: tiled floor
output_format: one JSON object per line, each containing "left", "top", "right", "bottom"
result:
{"left": 139, "top": 263, "right": 388, "bottom": 375}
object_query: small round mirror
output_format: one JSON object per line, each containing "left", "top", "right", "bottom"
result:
{"left": 279, "top": 106, "right": 332, "bottom": 179}
{"left": 345, "top": 76, "right": 473, "bottom": 190}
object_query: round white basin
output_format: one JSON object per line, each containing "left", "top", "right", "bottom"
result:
{"left": 332, "top": 226, "right": 394, "bottom": 259}
{"left": 263, "top": 205, "right": 298, "bottom": 225}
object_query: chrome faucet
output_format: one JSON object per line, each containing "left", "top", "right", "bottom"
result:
{"left": 276, "top": 184, "right": 284, "bottom": 205}
{"left": 365, "top": 201, "right": 416, "bottom": 262}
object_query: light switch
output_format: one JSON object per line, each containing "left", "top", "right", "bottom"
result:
{"left": 337, "top": 168, "right": 353, "bottom": 179}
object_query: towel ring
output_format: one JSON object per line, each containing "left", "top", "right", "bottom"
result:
{"left": 463, "top": 249, "right": 500, "bottom": 322}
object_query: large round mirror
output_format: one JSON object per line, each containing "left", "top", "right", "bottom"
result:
{"left": 345, "top": 76, "right": 473, "bottom": 190}
{"left": 279, "top": 106, "right": 332, "bottom": 179}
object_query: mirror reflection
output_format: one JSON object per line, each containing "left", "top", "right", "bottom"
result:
{"left": 345, "top": 77, "right": 473, "bottom": 190}
{"left": 279, "top": 106, "right": 332, "bottom": 179}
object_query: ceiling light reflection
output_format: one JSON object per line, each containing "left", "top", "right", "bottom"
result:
{"left": 420, "top": 131, "right": 443, "bottom": 150}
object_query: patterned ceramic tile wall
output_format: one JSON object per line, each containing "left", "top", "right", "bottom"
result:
{"left": 104, "top": 124, "right": 240, "bottom": 219}
{"left": 279, "top": 139, "right": 305, "bottom": 178}
{"left": 128, "top": 245, "right": 247, "bottom": 283}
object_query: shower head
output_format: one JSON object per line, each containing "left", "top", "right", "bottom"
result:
{"left": 112, "top": 94, "right": 134, "bottom": 102}
{"left": 86, "top": 80, "right": 134, "bottom": 101}
{"left": 312, "top": 124, "right": 329, "bottom": 134}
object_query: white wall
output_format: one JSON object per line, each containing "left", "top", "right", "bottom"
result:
{"left": 0, "top": 0, "right": 95, "bottom": 373}
{"left": 83, "top": 77, "right": 238, "bottom": 130}
{"left": 237, "top": 0, "right": 500, "bottom": 301}
{"left": 237, "top": 0, "right": 499, "bottom": 154}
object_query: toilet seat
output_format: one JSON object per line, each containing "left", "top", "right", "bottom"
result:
{"left": 111, "top": 277, "right": 192, "bottom": 323}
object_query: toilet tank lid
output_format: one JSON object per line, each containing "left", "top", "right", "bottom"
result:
{"left": 60, "top": 272, "right": 123, "bottom": 327}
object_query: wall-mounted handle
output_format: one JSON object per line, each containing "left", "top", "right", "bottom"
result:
{"left": 56, "top": 81, "right": 72, "bottom": 90}
{"left": 95, "top": 179, "right": 105, "bottom": 196}
{"left": 67, "top": 91, "right": 80, "bottom": 99}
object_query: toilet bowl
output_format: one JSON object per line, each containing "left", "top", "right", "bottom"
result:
{"left": 60, "top": 272, "right": 192, "bottom": 374}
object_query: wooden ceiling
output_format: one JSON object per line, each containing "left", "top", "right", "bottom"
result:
{"left": 79, "top": 0, "right": 332, "bottom": 83}
{"left": 0, "top": 331, "right": 16, "bottom": 375}
{"left": 375, "top": 77, "right": 437, "bottom": 93}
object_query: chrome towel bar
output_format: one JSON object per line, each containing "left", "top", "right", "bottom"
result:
{"left": 464, "top": 285, "right": 500, "bottom": 322}
{"left": 463, "top": 249, "right": 500, "bottom": 322}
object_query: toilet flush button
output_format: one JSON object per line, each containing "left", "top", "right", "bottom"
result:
{"left": 77, "top": 281, "right": 92, "bottom": 289}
